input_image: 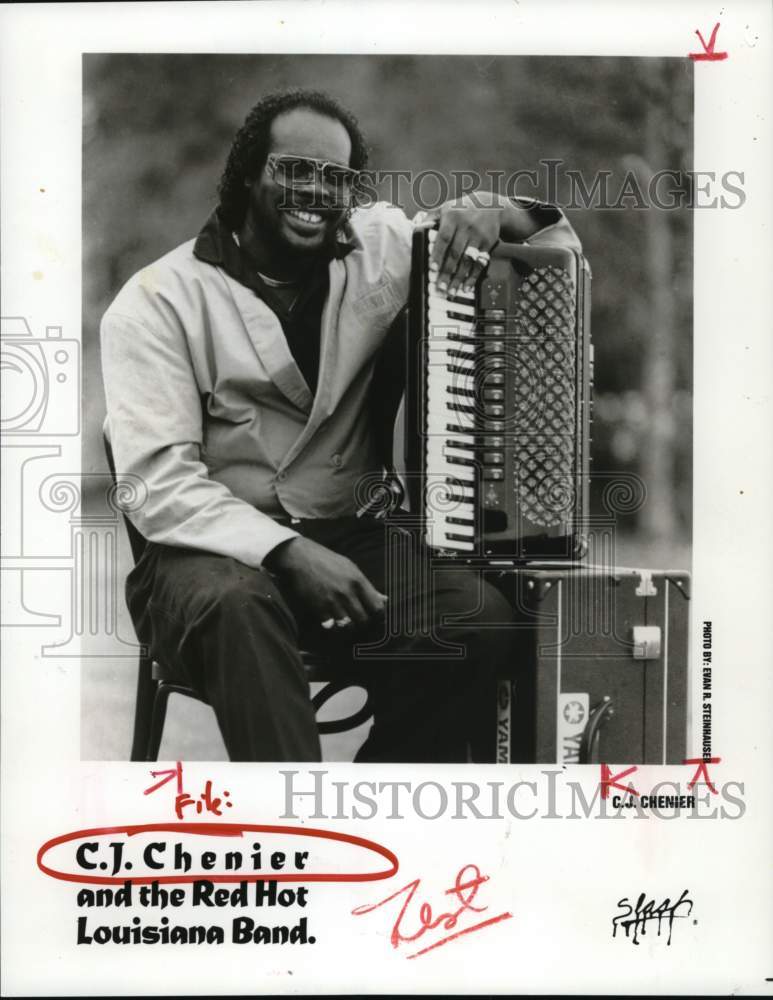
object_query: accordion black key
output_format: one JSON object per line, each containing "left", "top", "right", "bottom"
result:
{"left": 404, "top": 226, "right": 593, "bottom": 560}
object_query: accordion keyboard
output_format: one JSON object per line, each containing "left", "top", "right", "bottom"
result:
{"left": 405, "top": 225, "right": 592, "bottom": 561}
{"left": 425, "top": 231, "right": 480, "bottom": 551}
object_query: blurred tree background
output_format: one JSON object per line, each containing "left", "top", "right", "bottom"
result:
{"left": 83, "top": 54, "right": 693, "bottom": 567}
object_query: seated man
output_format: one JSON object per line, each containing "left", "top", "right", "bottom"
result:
{"left": 101, "top": 88, "right": 581, "bottom": 763}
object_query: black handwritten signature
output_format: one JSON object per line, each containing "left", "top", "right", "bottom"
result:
{"left": 351, "top": 863, "right": 512, "bottom": 959}
{"left": 612, "top": 889, "right": 694, "bottom": 945}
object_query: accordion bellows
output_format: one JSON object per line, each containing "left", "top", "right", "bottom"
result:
{"left": 404, "top": 227, "right": 593, "bottom": 560}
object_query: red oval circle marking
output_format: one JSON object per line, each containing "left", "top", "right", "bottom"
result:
{"left": 37, "top": 823, "right": 399, "bottom": 886}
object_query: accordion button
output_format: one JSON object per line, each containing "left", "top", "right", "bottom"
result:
{"left": 484, "top": 390, "right": 504, "bottom": 402}
{"left": 484, "top": 469, "right": 504, "bottom": 481}
{"left": 484, "top": 452, "right": 504, "bottom": 464}
{"left": 486, "top": 406, "right": 505, "bottom": 418}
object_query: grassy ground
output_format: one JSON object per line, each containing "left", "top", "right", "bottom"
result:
{"left": 81, "top": 531, "right": 690, "bottom": 762}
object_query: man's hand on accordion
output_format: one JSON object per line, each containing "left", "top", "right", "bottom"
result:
{"left": 422, "top": 191, "right": 548, "bottom": 297}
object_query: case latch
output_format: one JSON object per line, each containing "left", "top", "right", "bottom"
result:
{"left": 632, "top": 625, "right": 662, "bottom": 659}
{"left": 634, "top": 569, "right": 658, "bottom": 597}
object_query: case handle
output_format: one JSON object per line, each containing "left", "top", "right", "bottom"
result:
{"left": 578, "top": 696, "right": 615, "bottom": 763}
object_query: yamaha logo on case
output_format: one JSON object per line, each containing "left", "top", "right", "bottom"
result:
{"left": 557, "top": 692, "right": 590, "bottom": 763}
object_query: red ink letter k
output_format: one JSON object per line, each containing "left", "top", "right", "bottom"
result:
{"left": 600, "top": 763, "right": 639, "bottom": 799}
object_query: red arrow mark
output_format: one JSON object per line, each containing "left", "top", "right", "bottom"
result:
{"left": 143, "top": 760, "right": 183, "bottom": 796}
{"left": 689, "top": 22, "right": 728, "bottom": 61}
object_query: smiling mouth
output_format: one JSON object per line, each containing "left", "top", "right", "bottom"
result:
{"left": 284, "top": 208, "right": 327, "bottom": 226}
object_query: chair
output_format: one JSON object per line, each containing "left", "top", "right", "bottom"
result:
{"left": 103, "top": 435, "right": 373, "bottom": 762}
{"left": 132, "top": 650, "right": 374, "bottom": 763}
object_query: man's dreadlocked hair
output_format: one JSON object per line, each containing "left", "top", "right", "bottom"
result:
{"left": 217, "top": 89, "right": 370, "bottom": 230}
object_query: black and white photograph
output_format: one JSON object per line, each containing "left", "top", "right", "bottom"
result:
{"left": 82, "top": 53, "right": 694, "bottom": 765}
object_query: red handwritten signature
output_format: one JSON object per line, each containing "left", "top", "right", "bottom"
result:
{"left": 351, "top": 863, "right": 512, "bottom": 959}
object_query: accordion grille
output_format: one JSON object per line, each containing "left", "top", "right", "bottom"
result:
{"left": 513, "top": 266, "right": 578, "bottom": 527}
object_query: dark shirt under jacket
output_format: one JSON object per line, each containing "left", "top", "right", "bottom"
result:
{"left": 193, "top": 210, "right": 354, "bottom": 395}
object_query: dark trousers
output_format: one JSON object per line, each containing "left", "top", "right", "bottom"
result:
{"left": 126, "top": 516, "right": 517, "bottom": 762}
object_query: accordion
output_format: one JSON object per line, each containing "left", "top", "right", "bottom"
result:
{"left": 404, "top": 226, "right": 593, "bottom": 560}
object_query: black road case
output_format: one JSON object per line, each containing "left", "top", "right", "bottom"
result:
{"left": 491, "top": 565, "right": 690, "bottom": 764}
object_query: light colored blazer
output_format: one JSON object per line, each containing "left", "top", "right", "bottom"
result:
{"left": 101, "top": 200, "right": 580, "bottom": 568}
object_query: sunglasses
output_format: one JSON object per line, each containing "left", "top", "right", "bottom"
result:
{"left": 265, "top": 153, "right": 361, "bottom": 195}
